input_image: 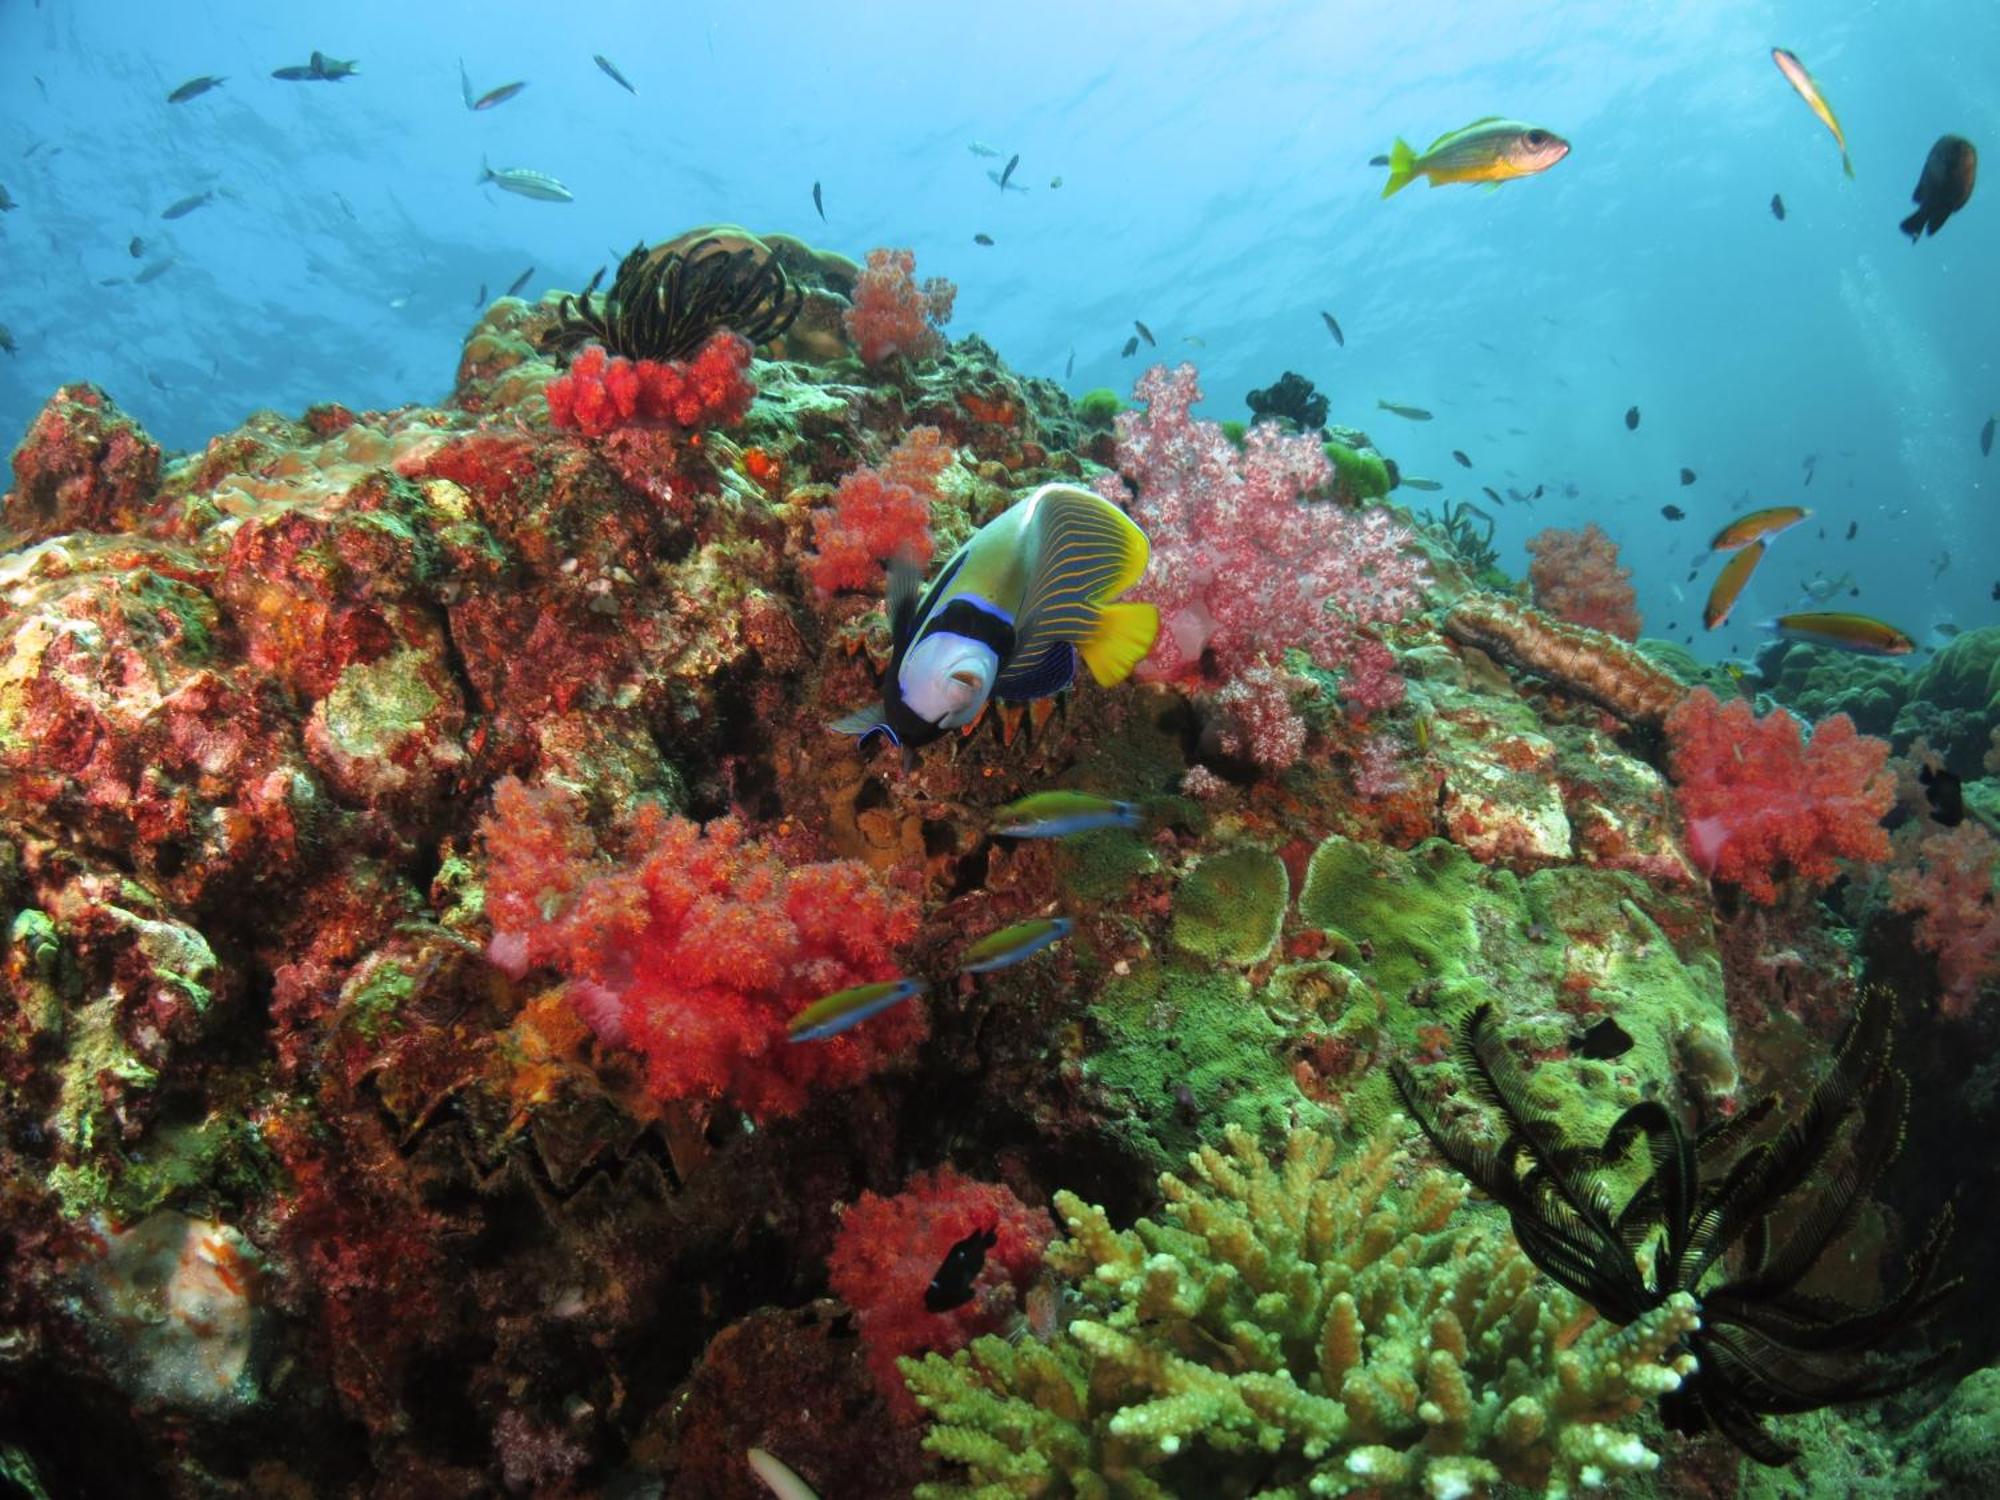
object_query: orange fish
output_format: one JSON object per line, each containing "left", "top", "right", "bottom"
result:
{"left": 1709, "top": 506, "right": 1808, "bottom": 551}
{"left": 1765, "top": 611, "right": 1915, "bottom": 655}
{"left": 1706, "top": 541, "right": 1766, "bottom": 629}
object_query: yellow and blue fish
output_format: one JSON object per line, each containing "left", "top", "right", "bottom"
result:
{"left": 831, "top": 483, "right": 1158, "bottom": 753}
{"left": 786, "top": 977, "right": 925, "bottom": 1043}
{"left": 1380, "top": 118, "right": 1570, "bottom": 198}
{"left": 992, "top": 790, "right": 1141, "bottom": 839}
{"left": 961, "top": 917, "right": 1074, "bottom": 974}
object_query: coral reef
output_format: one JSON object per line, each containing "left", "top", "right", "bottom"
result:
{"left": 0, "top": 227, "right": 1973, "bottom": 1500}
{"left": 1097, "top": 363, "right": 1429, "bottom": 767}
{"left": 845, "top": 248, "right": 958, "bottom": 366}
{"left": 1888, "top": 821, "right": 2000, "bottom": 1017}
{"left": 543, "top": 332, "right": 756, "bottom": 436}
{"left": 1666, "top": 689, "right": 1893, "bottom": 904}
{"left": 828, "top": 1167, "right": 1054, "bottom": 1417}
{"left": 903, "top": 1123, "right": 1700, "bottom": 1497}
{"left": 1443, "top": 592, "right": 1689, "bottom": 728}
{"left": 1526, "top": 522, "right": 1642, "bottom": 640}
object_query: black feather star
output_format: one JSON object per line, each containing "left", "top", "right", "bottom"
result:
{"left": 538, "top": 234, "right": 803, "bottom": 364}
{"left": 1392, "top": 987, "right": 1958, "bottom": 1466}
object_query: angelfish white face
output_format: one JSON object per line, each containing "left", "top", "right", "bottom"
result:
{"left": 899, "top": 634, "right": 998, "bottom": 729}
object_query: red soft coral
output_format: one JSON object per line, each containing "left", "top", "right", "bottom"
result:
{"left": 1665, "top": 689, "right": 1893, "bottom": 903}
{"left": 1888, "top": 821, "right": 2000, "bottom": 1018}
{"left": 827, "top": 1167, "right": 1053, "bottom": 1419}
{"left": 1526, "top": 523, "right": 1642, "bottom": 640}
{"left": 1094, "top": 362, "right": 1429, "bottom": 768}
{"left": 480, "top": 777, "right": 922, "bottom": 1118}
{"left": 843, "top": 248, "right": 957, "bottom": 365}
{"left": 544, "top": 332, "right": 755, "bottom": 437}
{"left": 806, "top": 427, "right": 953, "bottom": 595}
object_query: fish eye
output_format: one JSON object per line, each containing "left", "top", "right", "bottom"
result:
{"left": 1525, "top": 130, "right": 1549, "bottom": 147}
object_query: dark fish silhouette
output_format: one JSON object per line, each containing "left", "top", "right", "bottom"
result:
{"left": 1679, "top": 467, "right": 1696, "bottom": 485}
{"left": 812, "top": 180, "right": 824, "bottom": 221}
{"left": 1770, "top": 192, "right": 1785, "bottom": 220}
{"left": 999, "top": 153, "right": 1019, "bottom": 189}
{"left": 272, "top": 51, "right": 358, "bottom": 82}
{"left": 505, "top": 265, "right": 534, "bottom": 298}
{"left": 594, "top": 55, "right": 637, "bottom": 94}
{"left": 167, "top": 75, "right": 225, "bottom": 104}
{"left": 1982, "top": 415, "right": 1994, "bottom": 457}
{"left": 161, "top": 190, "right": 213, "bottom": 220}
{"left": 1120, "top": 335, "right": 1139, "bottom": 358}
{"left": 472, "top": 282, "right": 486, "bottom": 307}
{"left": 1134, "top": 319, "right": 1155, "bottom": 347}
{"left": 1320, "top": 309, "right": 1344, "bottom": 346}
{"left": 1919, "top": 765, "right": 1964, "bottom": 828}
{"left": 473, "top": 81, "right": 527, "bottom": 111}
{"left": 1900, "top": 135, "right": 1976, "bottom": 242}
{"left": 1482, "top": 485, "right": 1503, "bottom": 505}
{"left": 128, "top": 236, "right": 144, "bottom": 258}
{"left": 1845, "top": 521, "right": 1857, "bottom": 540}
{"left": 1064, "top": 348, "right": 1074, "bottom": 380}
{"left": 1575, "top": 1016, "right": 1634, "bottom": 1060}
{"left": 1624, "top": 405, "right": 1640, "bottom": 430}
{"left": 972, "top": 233, "right": 993, "bottom": 245}
{"left": 924, "top": 1225, "right": 998, "bottom": 1312}
{"left": 1452, "top": 449, "right": 1471, "bottom": 467}
{"left": 1662, "top": 504, "right": 1685, "bottom": 520}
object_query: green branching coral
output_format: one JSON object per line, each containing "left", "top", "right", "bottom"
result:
{"left": 903, "top": 1124, "right": 1698, "bottom": 1499}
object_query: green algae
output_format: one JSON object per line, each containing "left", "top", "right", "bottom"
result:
{"left": 1324, "top": 438, "right": 1391, "bottom": 503}
{"left": 345, "top": 954, "right": 419, "bottom": 1041}
{"left": 1171, "top": 847, "right": 1288, "bottom": 964}
{"left": 1074, "top": 388, "right": 1124, "bottom": 428}
{"left": 1083, "top": 963, "right": 1325, "bottom": 1170}
{"left": 1217, "top": 418, "right": 1247, "bottom": 448}
{"left": 1296, "top": 833, "right": 1730, "bottom": 1145}
{"left": 1055, "top": 827, "right": 1159, "bottom": 903}
{"left": 318, "top": 649, "right": 444, "bottom": 759}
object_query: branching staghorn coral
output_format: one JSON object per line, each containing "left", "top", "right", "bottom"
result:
{"left": 1444, "top": 592, "right": 1688, "bottom": 729}
{"left": 902, "top": 1123, "right": 1698, "bottom": 1499}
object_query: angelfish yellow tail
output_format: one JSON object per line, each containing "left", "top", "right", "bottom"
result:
{"left": 1080, "top": 602, "right": 1159, "bottom": 686}
{"left": 1381, "top": 138, "right": 1419, "bottom": 198}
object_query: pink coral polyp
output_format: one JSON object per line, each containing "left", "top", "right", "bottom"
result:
{"left": 479, "top": 776, "right": 923, "bottom": 1118}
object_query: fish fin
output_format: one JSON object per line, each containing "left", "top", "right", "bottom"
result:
{"left": 1080, "top": 603, "right": 1160, "bottom": 687}
{"left": 1004, "top": 485, "right": 1154, "bottom": 687}
{"left": 1841, "top": 151, "right": 1855, "bottom": 180}
{"left": 476, "top": 154, "right": 492, "bottom": 186}
{"left": 829, "top": 705, "right": 895, "bottom": 747}
{"left": 993, "top": 641, "right": 1077, "bottom": 703}
{"left": 1381, "top": 138, "right": 1418, "bottom": 198}
{"left": 1899, "top": 206, "right": 1926, "bottom": 241}
{"left": 886, "top": 551, "right": 925, "bottom": 649}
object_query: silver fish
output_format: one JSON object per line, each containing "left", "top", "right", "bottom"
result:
{"left": 477, "top": 157, "right": 572, "bottom": 202}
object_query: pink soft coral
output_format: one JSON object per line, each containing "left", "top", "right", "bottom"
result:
{"left": 544, "top": 333, "right": 756, "bottom": 437}
{"left": 807, "top": 427, "right": 953, "bottom": 595}
{"left": 1526, "top": 523, "right": 1641, "bottom": 640}
{"left": 1095, "top": 363, "right": 1429, "bottom": 767}
{"left": 843, "top": 248, "right": 957, "bottom": 365}
{"left": 480, "top": 776, "right": 922, "bottom": 1119}
{"left": 1665, "top": 689, "right": 1893, "bottom": 903}
{"left": 1888, "top": 821, "right": 2000, "bottom": 1018}
{"left": 827, "top": 1167, "right": 1053, "bottom": 1419}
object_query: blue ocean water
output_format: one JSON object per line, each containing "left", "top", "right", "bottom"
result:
{"left": 1, "top": 0, "right": 1994, "bottom": 662}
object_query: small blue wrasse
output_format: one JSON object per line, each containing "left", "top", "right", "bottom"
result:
{"left": 786, "top": 977, "right": 925, "bottom": 1043}
{"left": 961, "top": 917, "right": 1074, "bottom": 974}
{"left": 993, "top": 790, "right": 1140, "bottom": 839}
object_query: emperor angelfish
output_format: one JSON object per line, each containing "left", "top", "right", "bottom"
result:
{"left": 832, "top": 483, "right": 1158, "bottom": 752}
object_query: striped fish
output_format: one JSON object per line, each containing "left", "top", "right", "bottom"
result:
{"left": 831, "top": 483, "right": 1158, "bottom": 753}
{"left": 960, "top": 917, "right": 1073, "bottom": 974}
{"left": 477, "top": 156, "right": 573, "bottom": 203}
{"left": 786, "top": 978, "right": 925, "bottom": 1043}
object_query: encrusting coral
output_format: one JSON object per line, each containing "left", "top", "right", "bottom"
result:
{"left": 1443, "top": 592, "right": 1687, "bottom": 728}
{"left": 902, "top": 1122, "right": 1698, "bottom": 1498}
